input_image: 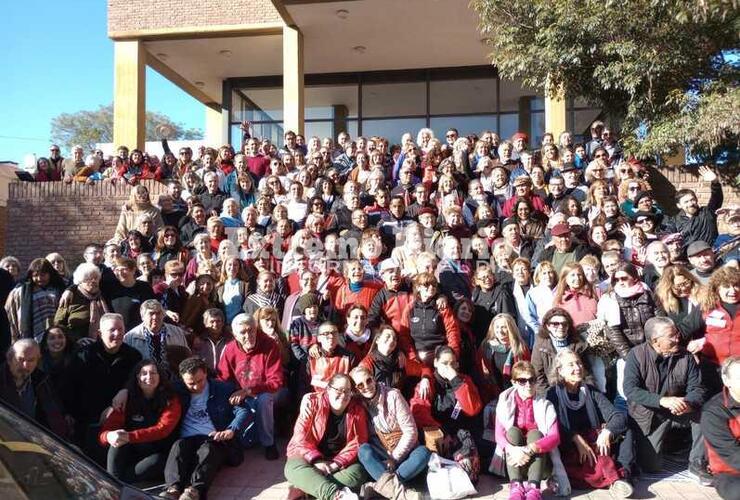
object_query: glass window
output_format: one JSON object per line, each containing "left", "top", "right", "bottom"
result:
{"left": 499, "top": 78, "right": 537, "bottom": 113}
{"left": 306, "top": 84, "right": 358, "bottom": 120}
{"left": 499, "top": 113, "right": 519, "bottom": 141}
{"left": 304, "top": 121, "right": 334, "bottom": 141}
{"left": 232, "top": 87, "right": 282, "bottom": 122}
{"left": 430, "top": 78, "right": 496, "bottom": 115}
{"left": 430, "top": 115, "right": 498, "bottom": 138}
{"left": 232, "top": 122, "right": 284, "bottom": 146}
{"left": 530, "top": 111, "right": 546, "bottom": 147}
{"left": 569, "top": 109, "right": 602, "bottom": 139}
{"left": 361, "top": 118, "right": 426, "bottom": 144}
{"left": 362, "top": 82, "right": 426, "bottom": 118}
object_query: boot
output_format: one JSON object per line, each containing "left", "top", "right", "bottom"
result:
{"left": 370, "top": 472, "right": 396, "bottom": 499}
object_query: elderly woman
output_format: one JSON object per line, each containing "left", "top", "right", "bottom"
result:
{"left": 284, "top": 373, "right": 369, "bottom": 500}
{"left": 45, "top": 252, "right": 72, "bottom": 286}
{"left": 390, "top": 223, "right": 426, "bottom": 278}
{"left": 491, "top": 361, "right": 570, "bottom": 499}
{"left": 546, "top": 350, "right": 634, "bottom": 497}
{"left": 114, "top": 185, "right": 164, "bottom": 244}
{"left": 184, "top": 233, "right": 216, "bottom": 285}
{"left": 123, "top": 299, "right": 190, "bottom": 372}
{"left": 410, "top": 346, "right": 483, "bottom": 484}
{"left": 5, "top": 258, "right": 67, "bottom": 343}
{"left": 351, "top": 365, "right": 430, "bottom": 499}
{"left": 54, "top": 263, "right": 109, "bottom": 343}
{"left": 0, "top": 256, "right": 21, "bottom": 284}
{"left": 531, "top": 307, "right": 594, "bottom": 396}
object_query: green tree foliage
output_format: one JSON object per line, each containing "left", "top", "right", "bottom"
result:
{"left": 471, "top": 0, "right": 739, "bottom": 161}
{"left": 51, "top": 104, "right": 203, "bottom": 152}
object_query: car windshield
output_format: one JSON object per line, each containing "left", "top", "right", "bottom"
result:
{"left": 0, "top": 403, "right": 122, "bottom": 499}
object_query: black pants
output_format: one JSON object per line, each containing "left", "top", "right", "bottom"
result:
{"left": 164, "top": 435, "right": 230, "bottom": 494}
{"left": 107, "top": 441, "right": 168, "bottom": 484}
{"left": 716, "top": 474, "right": 740, "bottom": 500}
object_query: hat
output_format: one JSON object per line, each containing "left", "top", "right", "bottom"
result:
{"left": 551, "top": 223, "right": 571, "bottom": 237}
{"left": 633, "top": 191, "right": 653, "bottom": 206}
{"left": 296, "top": 293, "right": 320, "bottom": 313}
{"left": 567, "top": 216, "right": 585, "bottom": 228}
{"left": 501, "top": 218, "right": 519, "bottom": 231}
{"left": 634, "top": 211, "right": 658, "bottom": 224}
{"left": 513, "top": 175, "right": 532, "bottom": 187}
{"left": 686, "top": 241, "right": 712, "bottom": 258}
{"left": 661, "top": 233, "right": 683, "bottom": 245}
{"left": 479, "top": 218, "right": 499, "bottom": 229}
{"left": 378, "top": 259, "right": 400, "bottom": 273}
{"left": 560, "top": 163, "right": 577, "bottom": 174}
{"left": 512, "top": 132, "right": 529, "bottom": 143}
{"left": 418, "top": 207, "right": 437, "bottom": 218}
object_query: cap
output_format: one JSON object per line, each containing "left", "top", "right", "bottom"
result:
{"left": 551, "top": 223, "right": 571, "bottom": 237}
{"left": 560, "top": 163, "right": 577, "bottom": 174}
{"left": 479, "top": 218, "right": 499, "bottom": 228}
{"left": 661, "top": 233, "right": 683, "bottom": 245}
{"left": 634, "top": 191, "right": 653, "bottom": 206}
{"left": 686, "top": 241, "right": 712, "bottom": 258}
{"left": 418, "top": 206, "right": 437, "bottom": 218}
{"left": 379, "top": 259, "right": 400, "bottom": 273}
{"left": 513, "top": 175, "right": 532, "bottom": 187}
{"left": 512, "top": 132, "right": 529, "bottom": 143}
{"left": 501, "top": 218, "right": 519, "bottom": 231}
{"left": 296, "top": 293, "right": 320, "bottom": 313}
{"left": 567, "top": 216, "right": 585, "bottom": 227}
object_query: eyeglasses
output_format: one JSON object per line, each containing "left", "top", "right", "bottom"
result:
{"left": 355, "top": 377, "right": 375, "bottom": 389}
{"left": 628, "top": 186, "right": 639, "bottom": 191}
{"left": 328, "top": 385, "right": 352, "bottom": 396}
{"left": 514, "top": 377, "right": 534, "bottom": 386}
{"left": 165, "top": 233, "right": 177, "bottom": 238}
{"left": 594, "top": 154, "right": 608, "bottom": 159}
{"left": 50, "top": 148, "right": 60, "bottom": 152}
{"left": 446, "top": 134, "right": 456, "bottom": 138}
{"left": 318, "top": 330, "right": 338, "bottom": 337}
{"left": 547, "top": 321, "right": 567, "bottom": 328}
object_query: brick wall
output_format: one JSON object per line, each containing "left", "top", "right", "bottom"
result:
{"left": 4, "top": 181, "right": 167, "bottom": 269}
{"left": 108, "top": 0, "right": 281, "bottom": 35}
{"left": 647, "top": 164, "right": 739, "bottom": 217}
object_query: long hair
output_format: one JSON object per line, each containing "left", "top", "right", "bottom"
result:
{"left": 553, "top": 262, "right": 596, "bottom": 304}
{"left": 700, "top": 266, "right": 740, "bottom": 313}
{"left": 124, "top": 360, "right": 174, "bottom": 422}
{"left": 655, "top": 265, "right": 702, "bottom": 314}
{"left": 484, "top": 313, "right": 528, "bottom": 358}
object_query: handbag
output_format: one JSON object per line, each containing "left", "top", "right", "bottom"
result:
{"left": 577, "top": 319, "right": 615, "bottom": 361}
{"left": 423, "top": 427, "right": 444, "bottom": 453}
{"left": 426, "top": 453, "right": 477, "bottom": 500}
{"left": 376, "top": 428, "right": 404, "bottom": 454}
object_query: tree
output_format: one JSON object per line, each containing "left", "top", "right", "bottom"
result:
{"left": 471, "top": 0, "right": 739, "bottom": 161}
{"left": 50, "top": 104, "right": 203, "bottom": 152}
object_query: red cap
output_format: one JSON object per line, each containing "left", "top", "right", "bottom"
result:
{"left": 551, "top": 223, "right": 571, "bottom": 237}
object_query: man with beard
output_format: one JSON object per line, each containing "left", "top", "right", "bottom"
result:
{"left": 668, "top": 166, "right": 723, "bottom": 250}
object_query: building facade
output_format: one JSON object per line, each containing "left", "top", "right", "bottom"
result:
{"left": 107, "top": 0, "right": 600, "bottom": 148}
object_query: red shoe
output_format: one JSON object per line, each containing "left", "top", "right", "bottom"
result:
{"left": 508, "top": 481, "right": 525, "bottom": 500}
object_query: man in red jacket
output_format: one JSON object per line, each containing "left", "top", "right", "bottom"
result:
{"left": 217, "top": 313, "right": 284, "bottom": 460}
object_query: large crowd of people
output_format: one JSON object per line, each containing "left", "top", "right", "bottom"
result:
{"left": 1, "top": 120, "right": 739, "bottom": 500}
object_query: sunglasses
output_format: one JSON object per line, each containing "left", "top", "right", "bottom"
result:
{"left": 515, "top": 377, "right": 534, "bottom": 385}
{"left": 614, "top": 275, "right": 631, "bottom": 283}
{"left": 355, "top": 377, "right": 375, "bottom": 389}
{"left": 548, "top": 321, "right": 568, "bottom": 327}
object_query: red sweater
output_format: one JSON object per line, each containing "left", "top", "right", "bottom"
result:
{"left": 286, "top": 391, "right": 368, "bottom": 468}
{"left": 703, "top": 304, "right": 740, "bottom": 366}
{"left": 216, "top": 334, "right": 285, "bottom": 394}
{"left": 326, "top": 273, "right": 383, "bottom": 320}
{"left": 98, "top": 396, "right": 182, "bottom": 446}
{"left": 410, "top": 374, "right": 482, "bottom": 429}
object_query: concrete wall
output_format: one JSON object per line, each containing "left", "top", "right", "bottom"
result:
{"left": 108, "top": 0, "right": 281, "bottom": 34}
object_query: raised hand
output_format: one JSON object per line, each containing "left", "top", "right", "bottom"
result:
{"left": 698, "top": 166, "right": 718, "bottom": 183}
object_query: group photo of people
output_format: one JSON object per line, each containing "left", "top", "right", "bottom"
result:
{"left": 1, "top": 120, "right": 739, "bottom": 500}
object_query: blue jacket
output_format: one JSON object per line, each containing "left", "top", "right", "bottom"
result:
{"left": 175, "top": 378, "right": 248, "bottom": 434}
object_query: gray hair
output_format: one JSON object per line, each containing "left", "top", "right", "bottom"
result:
{"left": 72, "top": 262, "right": 102, "bottom": 285}
{"left": 721, "top": 355, "right": 740, "bottom": 382}
{"left": 204, "top": 171, "right": 218, "bottom": 182}
{"left": 139, "top": 299, "right": 164, "bottom": 316}
{"left": 644, "top": 317, "right": 676, "bottom": 343}
{"left": 193, "top": 233, "right": 210, "bottom": 247}
{"left": 549, "top": 348, "right": 582, "bottom": 385}
{"left": 99, "top": 312, "right": 124, "bottom": 329}
{"left": 231, "top": 313, "right": 255, "bottom": 332}
{"left": 8, "top": 338, "right": 40, "bottom": 362}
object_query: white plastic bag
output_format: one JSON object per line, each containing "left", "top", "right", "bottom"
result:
{"left": 425, "top": 452, "right": 477, "bottom": 500}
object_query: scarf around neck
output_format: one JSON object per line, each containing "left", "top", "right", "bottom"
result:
{"left": 548, "top": 334, "right": 570, "bottom": 351}
{"left": 554, "top": 383, "right": 599, "bottom": 433}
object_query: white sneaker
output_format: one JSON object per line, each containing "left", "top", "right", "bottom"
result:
{"left": 337, "top": 487, "right": 360, "bottom": 500}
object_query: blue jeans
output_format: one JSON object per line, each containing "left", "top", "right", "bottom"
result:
{"left": 239, "top": 392, "right": 276, "bottom": 447}
{"left": 358, "top": 441, "right": 430, "bottom": 484}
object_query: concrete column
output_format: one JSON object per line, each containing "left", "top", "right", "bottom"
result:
{"left": 544, "top": 85, "right": 567, "bottom": 138}
{"left": 113, "top": 40, "right": 146, "bottom": 150}
{"left": 282, "top": 25, "right": 304, "bottom": 135}
{"left": 205, "top": 82, "right": 229, "bottom": 146}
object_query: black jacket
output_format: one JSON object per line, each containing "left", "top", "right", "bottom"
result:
{"left": 64, "top": 340, "right": 142, "bottom": 430}
{"left": 606, "top": 290, "right": 656, "bottom": 358}
{"left": 531, "top": 335, "right": 594, "bottom": 397}
{"left": 408, "top": 299, "right": 448, "bottom": 354}
{"left": 667, "top": 181, "right": 723, "bottom": 250}
{"left": 0, "top": 363, "right": 68, "bottom": 438}
{"left": 470, "top": 284, "right": 517, "bottom": 344}
{"left": 533, "top": 243, "right": 595, "bottom": 269}
{"left": 623, "top": 343, "right": 706, "bottom": 434}
{"left": 546, "top": 384, "right": 627, "bottom": 442}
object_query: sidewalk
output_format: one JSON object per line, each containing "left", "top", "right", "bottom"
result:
{"left": 210, "top": 446, "right": 721, "bottom": 500}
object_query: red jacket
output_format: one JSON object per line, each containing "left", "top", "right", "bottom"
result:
{"left": 98, "top": 396, "right": 182, "bottom": 446}
{"left": 501, "top": 193, "right": 549, "bottom": 218}
{"left": 217, "top": 333, "right": 284, "bottom": 394}
{"left": 309, "top": 347, "right": 356, "bottom": 390}
{"left": 702, "top": 304, "right": 740, "bottom": 366}
{"left": 410, "top": 374, "right": 482, "bottom": 429}
{"left": 286, "top": 391, "right": 368, "bottom": 468}
{"left": 326, "top": 273, "right": 383, "bottom": 320}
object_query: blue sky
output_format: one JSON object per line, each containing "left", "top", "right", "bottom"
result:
{"left": 0, "top": 0, "right": 203, "bottom": 165}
